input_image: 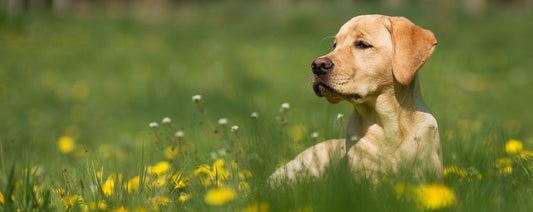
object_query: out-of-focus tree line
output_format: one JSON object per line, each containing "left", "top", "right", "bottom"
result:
{"left": 1, "top": 0, "right": 532, "bottom": 15}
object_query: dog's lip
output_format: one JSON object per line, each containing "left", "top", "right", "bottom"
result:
{"left": 312, "top": 82, "right": 362, "bottom": 99}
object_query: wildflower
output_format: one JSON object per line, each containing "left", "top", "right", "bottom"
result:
{"left": 239, "top": 170, "right": 253, "bottom": 180}
{"left": 250, "top": 112, "right": 258, "bottom": 118}
{"left": 147, "top": 161, "right": 170, "bottom": 175}
{"left": 164, "top": 146, "right": 178, "bottom": 159}
{"left": 242, "top": 202, "right": 270, "bottom": 212}
{"left": 102, "top": 177, "right": 115, "bottom": 196}
{"left": 126, "top": 176, "right": 140, "bottom": 193}
{"left": 151, "top": 196, "right": 170, "bottom": 206}
{"left": 218, "top": 118, "right": 228, "bottom": 125}
{"left": 231, "top": 125, "right": 239, "bottom": 132}
{"left": 238, "top": 181, "right": 250, "bottom": 190}
{"left": 443, "top": 165, "right": 467, "bottom": 178}
{"left": 192, "top": 94, "right": 202, "bottom": 102}
{"left": 151, "top": 176, "right": 167, "bottom": 188}
{"left": 280, "top": 102, "right": 290, "bottom": 111}
{"left": 350, "top": 135, "right": 360, "bottom": 142}
{"left": 495, "top": 158, "right": 513, "bottom": 175}
{"left": 310, "top": 131, "right": 319, "bottom": 139}
{"left": 179, "top": 193, "right": 191, "bottom": 203}
{"left": 415, "top": 184, "right": 456, "bottom": 210}
{"left": 62, "top": 195, "right": 80, "bottom": 210}
{"left": 194, "top": 165, "right": 211, "bottom": 175}
{"left": 149, "top": 122, "right": 159, "bottom": 128}
{"left": 520, "top": 150, "right": 533, "bottom": 160}
{"left": 175, "top": 131, "right": 184, "bottom": 138}
{"left": 0, "top": 192, "right": 4, "bottom": 205}
{"left": 58, "top": 136, "right": 75, "bottom": 154}
{"left": 217, "top": 149, "right": 226, "bottom": 157}
{"left": 162, "top": 117, "right": 171, "bottom": 124}
{"left": 170, "top": 173, "right": 188, "bottom": 189}
{"left": 204, "top": 188, "right": 236, "bottom": 205}
{"left": 54, "top": 188, "right": 66, "bottom": 197}
{"left": 212, "top": 159, "right": 231, "bottom": 180}
{"left": 89, "top": 201, "right": 108, "bottom": 211}
{"left": 336, "top": 113, "right": 344, "bottom": 120}
{"left": 505, "top": 139, "right": 523, "bottom": 154}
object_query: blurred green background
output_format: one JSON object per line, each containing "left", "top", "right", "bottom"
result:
{"left": 1, "top": 0, "right": 533, "bottom": 166}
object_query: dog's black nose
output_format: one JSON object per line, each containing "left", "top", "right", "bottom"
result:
{"left": 311, "top": 57, "right": 334, "bottom": 75}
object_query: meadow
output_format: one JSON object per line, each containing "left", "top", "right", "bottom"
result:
{"left": 1, "top": 1, "right": 533, "bottom": 211}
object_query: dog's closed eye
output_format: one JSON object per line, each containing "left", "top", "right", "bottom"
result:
{"left": 354, "top": 40, "right": 372, "bottom": 49}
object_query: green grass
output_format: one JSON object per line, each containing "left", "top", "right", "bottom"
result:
{"left": 1, "top": 1, "right": 533, "bottom": 211}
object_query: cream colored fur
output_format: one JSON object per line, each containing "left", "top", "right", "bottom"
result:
{"left": 269, "top": 15, "right": 442, "bottom": 184}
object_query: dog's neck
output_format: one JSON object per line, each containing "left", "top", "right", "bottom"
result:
{"left": 346, "top": 76, "right": 427, "bottom": 150}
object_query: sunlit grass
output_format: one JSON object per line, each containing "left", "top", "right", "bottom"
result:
{"left": 1, "top": 2, "right": 533, "bottom": 211}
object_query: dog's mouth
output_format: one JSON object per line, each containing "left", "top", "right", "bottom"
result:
{"left": 312, "top": 82, "right": 362, "bottom": 103}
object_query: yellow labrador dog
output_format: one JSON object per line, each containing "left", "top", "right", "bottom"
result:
{"left": 269, "top": 14, "right": 442, "bottom": 184}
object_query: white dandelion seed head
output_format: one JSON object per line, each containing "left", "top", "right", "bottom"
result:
{"left": 192, "top": 94, "right": 202, "bottom": 102}
{"left": 162, "top": 117, "right": 172, "bottom": 124}
{"left": 218, "top": 148, "right": 227, "bottom": 156}
{"left": 175, "top": 131, "right": 184, "bottom": 138}
{"left": 210, "top": 152, "right": 218, "bottom": 160}
{"left": 231, "top": 125, "right": 239, "bottom": 132}
{"left": 149, "top": 122, "right": 159, "bottom": 128}
{"left": 337, "top": 113, "right": 344, "bottom": 120}
{"left": 250, "top": 112, "right": 258, "bottom": 118}
{"left": 218, "top": 118, "right": 228, "bottom": 125}
{"left": 350, "top": 135, "right": 360, "bottom": 142}
{"left": 310, "top": 132, "right": 319, "bottom": 138}
{"left": 280, "top": 102, "right": 290, "bottom": 111}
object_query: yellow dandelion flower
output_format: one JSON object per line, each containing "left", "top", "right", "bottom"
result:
{"left": 89, "top": 201, "right": 108, "bottom": 211}
{"left": 204, "top": 188, "right": 236, "bottom": 206}
{"left": 496, "top": 158, "right": 513, "bottom": 175}
{"left": 126, "top": 176, "right": 140, "bottom": 193}
{"left": 212, "top": 159, "right": 230, "bottom": 180}
{"left": 179, "top": 193, "right": 191, "bottom": 203}
{"left": 505, "top": 139, "right": 523, "bottom": 154}
{"left": 62, "top": 195, "right": 80, "bottom": 210}
{"left": 150, "top": 175, "right": 167, "bottom": 188}
{"left": 238, "top": 181, "right": 250, "bottom": 190}
{"left": 242, "top": 202, "right": 270, "bottom": 212}
{"left": 102, "top": 177, "right": 115, "bottom": 196}
{"left": 54, "top": 188, "right": 66, "bottom": 197}
{"left": 151, "top": 196, "right": 170, "bottom": 206}
{"left": 443, "top": 165, "right": 467, "bottom": 178}
{"left": 195, "top": 165, "right": 211, "bottom": 176}
{"left": 231, "top": 161, "right": 239, "bottom": 170}
{"left": 0, "top": 192, "right": 4, "bottom": 205}
{"left": 164, "top": 146, "right": 179, "bottom": 159}
{"left": 201, "top": 178, "right": 213, "bottom": 187}
{"left": 170, "top": 173, "right": 188, "bottom": 189}
{"left": 147, "top": 161, "right": 170, "bottom": 175}
{"left": 415, "top": 184, "right": 456, "bottom": 210}
{"left": 520, "top": 150, "right": 533, "bottom": 160}
{"left": 58, "top": 136, "right": 75, "bottom": 154}
{"left": 238, "top": 170, "right": 253, "bottom": 180}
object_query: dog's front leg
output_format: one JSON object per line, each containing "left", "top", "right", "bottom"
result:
{"left": 268, "top": 139, "right": 346, "bottom": 185}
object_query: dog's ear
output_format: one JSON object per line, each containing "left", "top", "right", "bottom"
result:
{"left": 387, "top": 17, "right": 437, "bottom": 85}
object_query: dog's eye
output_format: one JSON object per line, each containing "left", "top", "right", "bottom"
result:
{"left": 333, "top": 43, "right": 337, "bottom": 49}
{"left": 354, "top": 41, "right": 372, "bottom": 49}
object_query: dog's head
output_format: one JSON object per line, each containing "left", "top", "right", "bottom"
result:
{"left": 311, "top": 15, "right": 437, "bottom": 104}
